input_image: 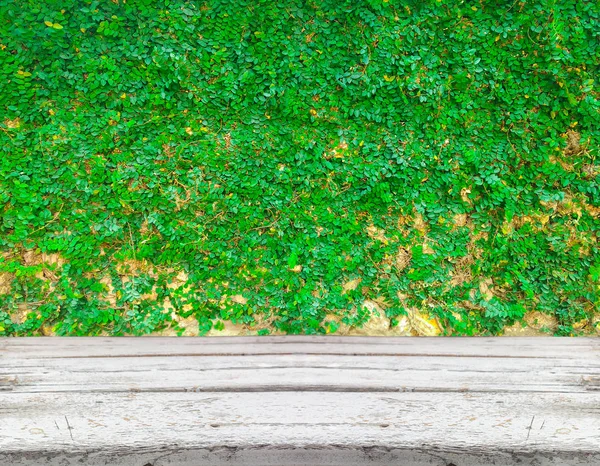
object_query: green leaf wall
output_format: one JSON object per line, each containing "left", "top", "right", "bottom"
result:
{"left": 1, "top": 0, "right": 598, "bottom": 336}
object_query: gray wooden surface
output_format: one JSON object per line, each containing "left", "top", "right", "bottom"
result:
{"left": 1, "top": 336, "right": 599, "bottom": 466}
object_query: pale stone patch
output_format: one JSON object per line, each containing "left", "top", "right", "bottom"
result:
{"left": 99, "top": 276, "right": 117, "bottom": 306}
{"left": 584, "top": 202, "right": 600, "bottom": 218}
{"left": 397, "top": 214, "right": 409, "bottom": 227}
{"left": 540, "top": 193, "right": 584, "bottom": 218}
{"left": 565, "top": 230, "right": 596, "bottom": 256}
{"left": 500, "top": 219, "right": 514, "bottom": 236}
{"left": 4, "top": 117, "right": 22, "bottom": 129}
{"left": 152, "top": 320, "right": 199, "bottom": 337}
{"left": 549, "top": 154, "right": 574, "bottom": 171}
{"left": 140, "top": 289, "right": 158, "bottom": 301}
{"left": 326, "top": 140, "right": 349, "bottom": 159}
{"left": 115, "top": 259, "right": 161, "bottom": 278}
{"left": 22, "top": 250, "right": 39, "bottom": 266}
{"left": 323, "top": 313, "right": 352, "bottom": 335}
{"left": 180, "top": 303, "right": 193, "bottom": 313}
{"left": 395, "top": 247, "right": 411, "bottom": 271}
{"left": 451, "top": 311, "right": 463, "bottom": 322}
{"left": 40, "top": 324, "right": 55, "bottom": 336}
{"left": 248, "top": 313, "right": 287, "bottom": 336}
{"left": 422, "top": 242, "right": 435, "bottom": 255}
{"left": 230, "top": 294, "right": 248, "bottom": 305}
{"left": 356, "top": 300, "right": 412, "bottom": 336}
{"left": 503, "top": 311, "right": 558, "bottom": 336}
{"left": 46, "top": 253, "right": 64, "bottom": 266}
{"left": 479, "top": 278, "right": 495, "bottom": 301}
{"left": 167, "top": 271, "right": 190, "bottom": 290}
{"left": 453, "top": 213, "right": 468, "bottom": 228}
{"left": 503, "top": 214, "right": 552, "bottom": 235}
{"left": 346, "top": 300, "right": 412, "bottom": 336}
{"left": 366, "top": 224, "right": 388, "bottom": 243}
{"left": 397, "top": 291, "right": 409, "bottom": 301}
{"left": 582, "top": 164, "right": 599, "bottom": 178}
{"left": 346, "top": 315, "right": 389, "bottom": 335}
{"left": 502, "top": 324, "right": 549, "bottom": 337}
{"left": 524, "top": 311, "right": 558, "bottom": 331}
{"left": 460, "top": 187, "right": 472, "bottom": 204}
{"left": 206, "top": 319, "right": 248, "bottom": 336}
{"left": 413, "top": 211, "right": 428, "bottom": 234}
{"left": 563, "top": 129, "right": 582, "bottom": 156}
{"left": 16, "top": 250, "right": 64, "bottom": 282}
{"left": 449, "top": 254, "right": 473, "bottom": 287}
{"left": 342, "top": 278, "right": 361, "bottom": 294}
{"left": 592, "top": 315, "right": 600, "bottom": 334}
{"left": 323, "top": 301, "right": 411, "bottom": 336}
{"left": 10, "top": 303, "right": 30, "bottom": 325}
{"left": 139, "top": 219, "right": 150, "bottom": 236}
{"left": 471, "top": 230, "right": 489, "bottom": 243}
{"left": 389, "top": 315, "right": 412, "bottom": 335}
{"left": 0, "top": 272, "right": 13, "bottom": 294}
{"left": 406, "top": 308, "right": 442, "bottom": 336}
{"left": 571, "top": 318, "right": 589, "bottom": 331}
{"left": 175, "top": 271, "right": 189, "bottom": 282}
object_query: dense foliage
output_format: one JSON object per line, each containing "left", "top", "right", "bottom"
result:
{"left": 1, "top": 0, "right": 599, "bottom": 336}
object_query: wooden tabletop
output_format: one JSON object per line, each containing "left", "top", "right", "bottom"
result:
{"left": 1, "top": 337, "right": 599, "bottom": 465}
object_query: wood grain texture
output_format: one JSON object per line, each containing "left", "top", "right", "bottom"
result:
{"left": 1, "top": 337, "right": 599, "bottom": 465}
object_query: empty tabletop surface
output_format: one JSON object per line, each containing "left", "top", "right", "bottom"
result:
{"left": 1, "top": 337, "right": 599, "bottom": 466}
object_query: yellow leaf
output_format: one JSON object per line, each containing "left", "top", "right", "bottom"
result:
{"left": 383, "top": 75, "right": 395, "bottom": 82}
{"left": 52, "top": 23, "right": 63, "bottom": 29}
{"left": 81, "top": 28, "right": 86, "bottom": 33}
{"left": 120, "top": 93, "right": 127, "bottom": 99}
{"left": 44, "top": 21, "right": 53, "bottom": 27}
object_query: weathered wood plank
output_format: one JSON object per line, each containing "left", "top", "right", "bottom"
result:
{"left": 3, "top": 335, "right": 599, "bottom": 358}
{"left": 2, "top": 360, "right": 598, "bottom": 393}
{"left": 1, "top": 337, "right": 599, "bottom": 465}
